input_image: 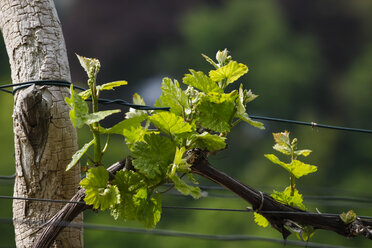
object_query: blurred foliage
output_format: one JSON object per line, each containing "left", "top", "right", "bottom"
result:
{"left": 0, "top": 0, "right": 372, "bottom": 247}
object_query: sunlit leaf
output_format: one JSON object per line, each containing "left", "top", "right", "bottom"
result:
{"left": 66, "top": 139, "right": 94, "bottom": 171}
{"left": 254, "top": 213, "right": 269, "bottom": 228}
{"left": 169, "top": 173, "right": 200, "bottom": 199}
{"left": 294, "top": 149, "right": 312, "bottom": 157}
{"left": 126, "top": 93, "right": 148, "bottom": 119}
{"left": 80, "top": 166, "right": 120, "bottom": 211}
{"left": 149, "top": 112, "right": 193, "bottom": 136}
{"left": 65, "top": 85, "right": 89, "bottom": 128}
{"left": 85, "top": 109, "right": 121, "bottom": 125}
{"left": 97, "top": 81, "right": 127, "bottom": 91}
{"left": 154, "top": 78, "right": 190, "bottom": 116}
{"left": 198, "top": 92, "right": 237, "bottom": 133}
{"left": 265, "top": 154, "right": 317, "bottom": 178}
{"left": 76, "top": 54, "right": 100, "bottom": 79}
{"left": 135, "top": 189, "right": 162, "bottom": 228}
{"left": 296, "top": 226, "right": 315, "bottom": 242}
{"left": 340, "top": 210, "right": 357, "bottom": 224}
{"left": 131, "top": 134, "right": 176, "bottom": 180}
{"left": 209, "top": 61, "right": 248, "bottom": 85}
{"left": 183, "top": 69, "right": 222, "bottom": 93}
{"left": 189, "top": 132, "right": 226, "bottom": 152}
{"left": 202, "top": 53, "right": 219, "bottom": 69}
{"left": 111, "top": 170, "right": 147, "bottom": 221}
{"left": 271, "top": 186, "right": 305, "bottom": 210}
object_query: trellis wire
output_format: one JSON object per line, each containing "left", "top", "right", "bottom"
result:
{"left": 0, "top": 217, "right": 356, "bottom": 248}
{"left": 0, "top": 81, "right": 371, "bottom": 133}
{"left": 1, "top": 194, "right": 372, "bottom": 220}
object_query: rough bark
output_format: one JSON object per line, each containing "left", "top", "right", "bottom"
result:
{"left": 0, "top": 1, "right": 83, "bottom": 247}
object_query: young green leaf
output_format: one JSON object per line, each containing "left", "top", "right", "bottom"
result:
{"left": 273, "top": 131, "right": 291, "bottom": 147}
{"left": 85, "top": 109, "right": 121, "bottom": 125}
{"left": 296, "top": 226, "right": 315, "bottom": 242}
{"left": 66, "top": 85, "right": 120, "bottom": 127}
{"left": 254, "top": 213, "right": 269, "bottom": 228}
{"left": 101, "top": 115, "right": 146, "bottom": 135}
{"left": 294, "top": 149, "right": 312, "bottom": 157}
{"left": 135, "top": 189, "right": 162, "bottom": 228}
{"left": 76, "top": 54, "right": 100, "bottom": 79}
{"left": 126, "top": 93, "right": 148, "bottom": 119}
{"left": 202, "top": 53, "right": 219, "bottom": 69}
{"left": 97, "top": 81, "right": 127, "bottom": 91}
{"left": 66, "top": 139, "right": 94, "bottom": 171}
{"left": 209, "top": 61, "right": 248, "bottom": 85}
{"left": 271, "top": 187, "right": 306, "bottom": 210}
{"left": 111, "top": 170, "right": 147, "bottom": 221}
{"left": 154, "top": 78, "right": 190, "bottom": 116}
{"left": 235, "top": 84, "right": 264, "bottom": 129}
{"left": 264, "top": 154, "right": 317, "bottom": 179}
{"left": 65, "top": 85, "right": 89, "bottom": 128}
{"left": 169, "top": 173, "right": 201, "bottom": 199}
{"left": 290, "top": 160, "right": 317, "bottom": 178}
{"left": 169, "top": 147, "right": 191, "bottom": 176}
{"left": 182, "top": 70, "right": 222, "bottom": 93}
{"left": 131, "top": 134, "right": 176, "bottom": 180}
{"left": 340, "top": 210, "right": 357, "bottom": 224}
{"left": 79, "top": 89, "right": 92, "bottom": 100}
{"left": 80, "top": 166, "right": 120, "bottom": 210}
{"left": 149, "top": 112, "right": 193, "bottom": 136}
{"left": 188, "top": 132, "right": 226, "bottom": 152}
{"left": 198, "top": 92, "right": 237, "bottom": 133}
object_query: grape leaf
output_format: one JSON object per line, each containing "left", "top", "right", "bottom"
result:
{"left": 237, "top": 113, "right": 265, "bottom": 130}
{"left": 264, "top": 154, "right": 317, "bottom": 178}
{"left": 134, "top": 189, "right": 162, "bottom": 228}
{"left": 100, "top": 115, "right": 146, "bottom": 135}
{"left": 273, "top": 131, "right": 291, "bottom": 147}
{"left": 111, "top": 170, "right": 147, "bottom": 221}
{"left": 271, "top": 186, "right": 305, "bottom": 210}
{"left": 182, "top": 69, "right": 222, "bottom": 93}
{"left": 149, "top": 112, "right": 193, "bottom": 136}
{"left": 209, "top": 61, "right": 248, "bottom": 85}
{"left": 76, "top": 54, "right": 100, "bottom": 78}
{"left": 169, "top": 147, "right": 191, "bottom": 176}
{"left": 202, "top": 53, "right": 219, "bottom": 69}
{"left": 65, "top": 85, "right": 89, "bottom": 128}
{"left": 78, "top": 81, "right": 127, "bottom": 101}
{"left": 235, "top": 84, "right": 264, "bottom": 129}
{"left": 97, "top": 81, "right": 127, "bottom": 91}
{"left": 131, "top": 134, "right": 176, "bottom": 180}
{"left": 294, "top": 149, "right": 312, "bottom": 157}
{"left": 169, "top": 173, "right": 201, "bottom": 199}
{"left": 198, "top": 93, "right": 237, "bottom": 133}
{"left": 85, "top": 109, "right": 121, "bottom": 125}
{"left": 66, "top": 139, "right": 94, "bottom": 171}
{"left": 154, "top": 78, "right": 190, "bottom": 116}
{"left": 189, "top": 132, "right": 226, "bottom": 152}
{"left": 80, "top": 166, "right": 120, "bottom": 211}
{"left": 66, "top": 85, "right": 120, "bottom": 127}
{"left": 79, "top": 89, "right": 92, "bottom": 100}
{"left": 126, "top": 93, "right": 148, "bottom": 119}
{"left": 290, "top": 160, "right": 317, "bottom": 178}
{"left": 340, "top": 210, "right": 357, "bottom": 224}
{"left": 254, "top": 213, "right": 269, "bottom": 228}
{"left": 296, "top": 226, "right": 315, "bottom": 242}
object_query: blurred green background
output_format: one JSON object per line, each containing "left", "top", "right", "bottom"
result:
{"left": 1, "top": 0, "right": 372, "bottom": 247}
